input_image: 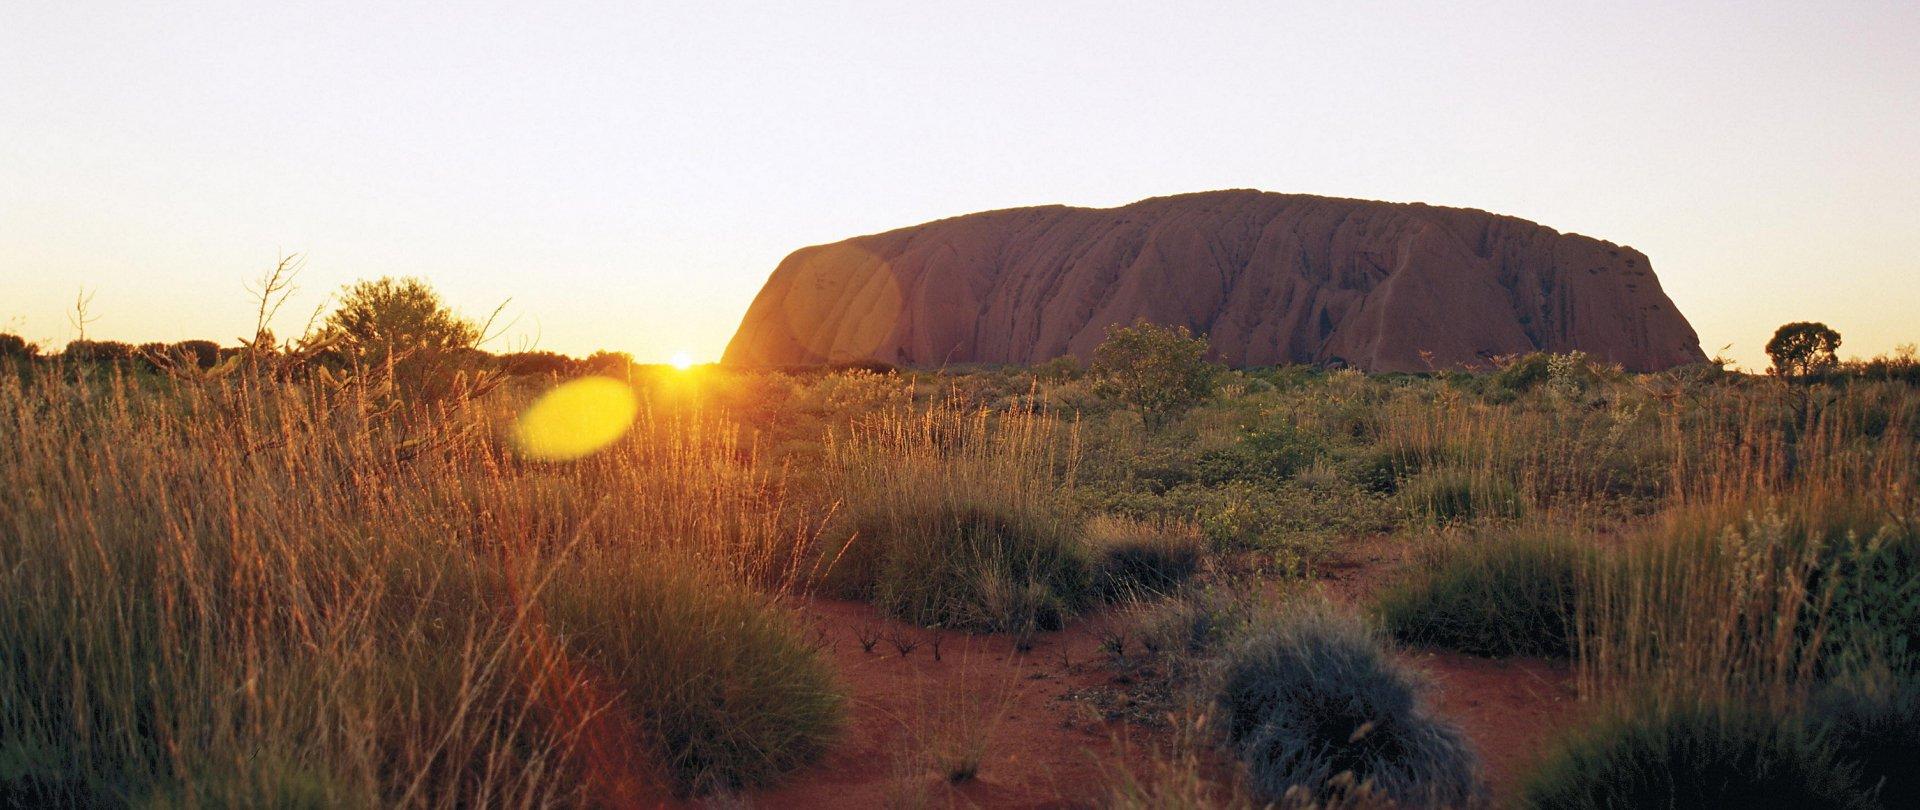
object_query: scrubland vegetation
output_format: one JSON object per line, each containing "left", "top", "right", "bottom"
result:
{"left": 4, "top": 285, "right": 1918, "bottom": 807}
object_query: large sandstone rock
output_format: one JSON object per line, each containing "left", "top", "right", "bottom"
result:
{"left": 724, "top": 190, "right": 1706, "bottom": 371}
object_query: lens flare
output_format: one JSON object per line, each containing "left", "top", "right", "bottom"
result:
{"left": 669, "top": 350, "right": 694, "bottom": 370}
{"left": 512, "top": 376, "right": 639, "bottom": 461}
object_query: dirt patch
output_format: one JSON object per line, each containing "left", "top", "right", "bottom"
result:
{"left": 748, "top": 598, "right": 1162, "bottom": 808}
{"left": 1407, "top": 649, "right": 1582, "bottom": 801}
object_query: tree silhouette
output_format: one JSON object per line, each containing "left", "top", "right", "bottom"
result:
{"left": 1765, "top": 322, "right": 1841, "bottom": 380}
{"left": 321, "top": 277, "right": 478, "bottom": 359}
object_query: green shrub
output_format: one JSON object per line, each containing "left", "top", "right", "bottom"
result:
{"left": 1399, "top": 467, "right": 1523, "bottom": 524}
{"left": 1493, "top": 353, "right": 1555, "bottom": 393}
{"left": 1520, "top": 702, "right": 1871, "bottom": 809}
{"left": 1193, "top": 423, "right": 1324, "bottom": 485}
{"left": 1339, "top": 439, "right": 1467, "bottom": 496}
{"left": 1812, "top": 523, "right": 1920, "bottom": 679}
{"left": 541, "top": 550, "right": 843, "bottom": 793}
{"left": 1215, "top": 604, "right": 1480, "bottom": 806}
{"left": 1377, "top": 533, "right": 1585, "bottom": 658}
{"left": 60, "top": 339, "right": 137, "bottom": 365}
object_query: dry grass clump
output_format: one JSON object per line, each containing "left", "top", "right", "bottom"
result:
{"left": 1377, "top": 531, "right": 1587, "bottom": 658}
{"left": 820, "top": 402, "right": 1094, "bottom": 632}
{"left": 537, "top": 548, "right": 843, "bottom": 793}
{"left": 1519, "top": 700, "right": 1873, "bottom": 810}
{"left": 1398, "top": 466, "right": 1524, "bottom": 524}
{"left": 0, "top": 369, "right": 840, "bottom": 804}
{"left": 1087, "top": 514, "right": 1205, "bottom": 599}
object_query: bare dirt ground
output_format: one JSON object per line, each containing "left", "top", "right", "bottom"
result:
{"left": 752, "top": 598, "right": 1160, "bottom": 809}
{"left": 741, "top": 536, "right": 1584, "bottom": 808}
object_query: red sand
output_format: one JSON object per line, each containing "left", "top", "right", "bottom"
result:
{"left": 753, "top": 598, "right": 1161, "bottom": 808}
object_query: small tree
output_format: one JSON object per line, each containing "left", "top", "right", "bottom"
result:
{"left": 316, "top": 277, "right": 505, "bottom": 403}
{"left": 1766, "top": 322, "right": 1841, "bottom": 380}
{"left": 1091, "top": 320, "right": 1217, "bottom": 431}
{"left": 321, "top": 277, "right": 479, "bottom": 359}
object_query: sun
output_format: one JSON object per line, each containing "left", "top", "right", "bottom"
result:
{"left": 668, "top": 350, "right": 695, "bottom": 371}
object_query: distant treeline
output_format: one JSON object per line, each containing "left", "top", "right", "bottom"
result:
{"left": 0, "top": 334, "right": 659, "bottom": 378}
{"left": 6, "top": 331, "right": 1920, "bottom": 387}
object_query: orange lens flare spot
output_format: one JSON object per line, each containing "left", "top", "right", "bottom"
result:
{"left": 512, "top": 376, "right": 639, "bottom": 461}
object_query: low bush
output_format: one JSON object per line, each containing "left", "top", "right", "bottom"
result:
{"left": 0, "top": 333, "right": 39, "bottom": 361}
{"left": 1128, "top": 589, "right": 1258, "bottom": 662}
{"left": 1215, "top": 603, "right": 1480, "bottom": 807}
{"left": 1377, "top": 532, "right": 1586, "bottom": 658}
{"left": 1193, "top": 423, "right": 1324, "bottom": 485}
{"left": 1519, "top": 701, "right": 1872, "bottom": 809}
{"left": 60, "top": 339, "right": 137, "bottom": 365}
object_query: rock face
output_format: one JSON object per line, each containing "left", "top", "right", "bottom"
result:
{"left": 724, "top": 190, "right": 1706, "bottom": 371}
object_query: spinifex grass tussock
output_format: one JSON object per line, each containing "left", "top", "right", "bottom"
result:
{"left": 0, "top": 367, "right": 840, "bottom": 804}
{"left": 1214, "top": 602, "right": 1481, "bottom": 807}
{"left": 821, "top": 401, "right": 1094, "bottom": 631}
{"left": 537, "top": 547, "right": 843, "bottom": 793}
{"left": 1087, "top": 514, "right": 1205, "bottom": 599}
{"left": 1519, "top": 700, "right": 1874, "bottom": 810}
{"left": 1377, "top": 530, "right": 1587, "bottom": 658}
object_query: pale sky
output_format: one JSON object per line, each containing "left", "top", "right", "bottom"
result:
{"left": 3, "top": 1, "right": 1916, "bottom": 368}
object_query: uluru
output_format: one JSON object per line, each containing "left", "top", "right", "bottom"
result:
{"left": 723, "top": 190, "right": 1707, "bottom": 372}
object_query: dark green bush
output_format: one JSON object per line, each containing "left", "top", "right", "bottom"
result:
{"left": 1377, "top": 533, "right": 1586, "bottom": 658}
{"left": 1810, "top": 678, "right": 1920, "bottom": 809}
{"left": 1520, "top": 702, "right": 1872, "bottom": 810}
{"left": 1493, "top": 353, "right": 1555, "bottom": 393}
{"left": 1341, "top": 444, "right": 1440, "bottom": 495}
{"left": 61, "top": 340, "right": 137, "bottom": 365}
{"left": 1216, "top": 604, "right": 1481, "bottom": 806}
{"left": 1812, "top": 524, "right": 1920, "bottom": 679}
{"left": 1193, "top": 423, "right": 1323, "bottom": 486}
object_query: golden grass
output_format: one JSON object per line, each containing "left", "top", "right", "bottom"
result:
{"left": 0, "top": 367, "right": 841, "bottom": 804}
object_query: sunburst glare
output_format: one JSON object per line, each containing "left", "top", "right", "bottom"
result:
{"left": 512, "top": 376, "right": 640, "bottom": 461}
